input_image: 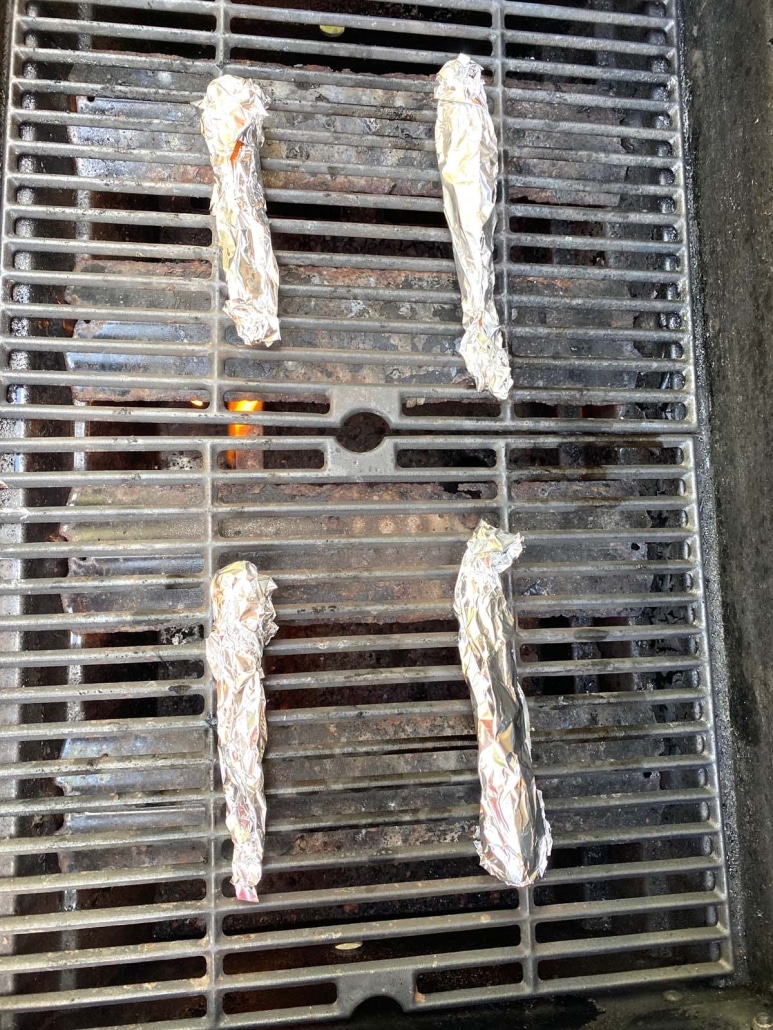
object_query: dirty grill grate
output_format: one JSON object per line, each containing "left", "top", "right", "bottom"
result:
{"left": 7, "top": 0, "right": 693, "bottom": 431}
{"left": 0, "top": 0, "right": 732, "bottom": 1026}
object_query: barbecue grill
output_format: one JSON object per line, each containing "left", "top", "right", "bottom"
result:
{"left": 1, "top": 0, "right": 770, "bottom": 1026}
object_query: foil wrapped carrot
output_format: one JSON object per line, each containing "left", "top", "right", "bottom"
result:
{"left": 206, "top": 561, "right": 277, "bottom": 902}
{"left": 196, "top": 75, "right": 280, "bottom": 346}
{"left": 454, "top": 521, "right": 552, "bottom": 886}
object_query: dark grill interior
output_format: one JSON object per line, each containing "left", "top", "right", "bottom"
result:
{"left": 0, "top": 0, "right": 736, "bottom": 1026}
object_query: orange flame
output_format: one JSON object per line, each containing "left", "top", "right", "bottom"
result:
{"left": 227, "top": 398, "right": 263, "bottom": 436}
{"left": 226, "top": 398, "right": 262, "bottom": 467}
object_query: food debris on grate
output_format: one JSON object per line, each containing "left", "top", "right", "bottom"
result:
{"left": 0, "top": 0, "right": 732, "bottom": 1026}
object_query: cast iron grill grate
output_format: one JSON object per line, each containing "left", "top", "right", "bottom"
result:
{"left": 0, "top": 0, "right": 732, "bottom": 1026}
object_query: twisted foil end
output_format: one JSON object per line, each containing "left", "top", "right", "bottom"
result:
{"left": 434, "top": 51, "right": 487, "bottom": 106}
{"left": 460, "top": 323, "right": 513, "bottom": 401}
{"left": 454, "top": 521, "right": 552, "bottom": 888}
{"left": 197, "top": 76, "right": 280, "bottom": 347}
{"left": 459, "top": 519, "right": 523, "bottom": 574}
{"left": 206, "top": 561, "right": 278, "bottom": 903}
{"left": 434, "top": 56, "right": 513, "bottom": 402}
{"left": 196, "top": 76, "right": 270, "bottom": 165}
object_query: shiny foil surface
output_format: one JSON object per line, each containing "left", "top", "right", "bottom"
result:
{"left": 434, "top": 54, "right": 512, "bottom": 400}
{"left": 206, "top": 561, "right": 278, "bottom": 902}
{"left": 196, "top": 75, "right": 280, "bottom": 346}
{"left": 454, "top": 521, "right": 552, "bottom": 886}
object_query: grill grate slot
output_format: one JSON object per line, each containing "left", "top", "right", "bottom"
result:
{"left": 1, "top": 0, "right": 732, "bottom": 1025}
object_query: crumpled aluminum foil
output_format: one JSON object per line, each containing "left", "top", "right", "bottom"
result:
{"left": 434, "top": 54, "right": 512, "bottom": 401}
{"left": 196, "top": 75, "right": 280, "bottom": 346}
{"left": 454, "top": 520, "right": 552, "bottom": 886}
{"left": 206, "top": 561, "right": 278, "bottom": 902}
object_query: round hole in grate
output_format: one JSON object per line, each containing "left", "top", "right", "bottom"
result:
{"left": 336, "top": 412, "right": 389, "bottom": 453}
{"left": 352, "top": 998, "right": 404, "bottom": 1019}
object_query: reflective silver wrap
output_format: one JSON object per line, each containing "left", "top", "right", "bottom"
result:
{"left": 454, "top": 520, "right": 552, "bottom": 886}
{"left": 196, "top": 75, "right": 280, "bottom": 346}
{"left": 206, "top": 561, "right": 278, "bottom": 902}
{"left": 434, "top": 54, "right": 512, "bottom": 400}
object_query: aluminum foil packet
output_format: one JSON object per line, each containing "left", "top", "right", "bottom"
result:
{"left": 196, "top": 75, "right": 280, "bottom": 346}
{"left": 437, "top": 54, "right": 515, "bottom": 401}
{"left": 206, "top": 561, "right": 278, "bottom": 902}
{"left": 454, "top": 520, "right": 552, "bottom": 886}
{"left": 434, "top": 54, "right": 512, "bottom": 401}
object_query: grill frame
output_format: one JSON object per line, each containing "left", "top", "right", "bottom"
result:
{"left": 0, "top": 0, "right": 740, "bottom": 1025}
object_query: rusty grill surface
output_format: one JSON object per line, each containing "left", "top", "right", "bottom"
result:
{"left": 0, "top": 0, "right": 732, "bottom": 1026}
